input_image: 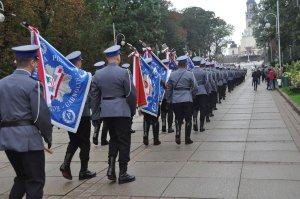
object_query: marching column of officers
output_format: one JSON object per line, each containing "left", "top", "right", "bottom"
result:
{"left": 0, "top": 44, "right": 246, "bottom": 198}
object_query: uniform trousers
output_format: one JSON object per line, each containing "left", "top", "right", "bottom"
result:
{"left": 193, "top": 95, "right": 208, "bottom": 121}
{"left": 5, "top": 150, "right": 45, "bottom": 199}
{"left": 161, "top": 99, "right": 173, "bottom": 128}
{"left": 173, "top": 102, "right": 193, "bottom": 124}
{"left": 104, "top": 117, "right": 131, "bottom": 170}
{"left": 67, "top": 116, "right": 91, "bottom": 162}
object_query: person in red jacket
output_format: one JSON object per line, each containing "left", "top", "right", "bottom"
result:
{"left": 268, "top": 68, "right": 275, "bottom": 90}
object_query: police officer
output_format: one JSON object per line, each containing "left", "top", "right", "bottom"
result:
{"left": 60, "top": 51, "right": 96, "bottom": 181}
{"left": 161, "top": 59, "right": 174, "bottom": 133}
{"left": 166, "top": 55, "right": 197, "bottom": 145}
{"left": 141, "top": 58, "right": 161, "bottom": 146}
{"left": 0, "top": 45, "right": 52, "bottom": 198}
{"left": 191, "top": 57, "right": 208, "bottom": 132}
{"left": 92, "top": 61, "right": 109, "bottom": 146}
{"left": 91, "top": 45, "right": 136, "bottom": 184}
{"left": 121, "top": 63, "right": 136, "bottom": 134}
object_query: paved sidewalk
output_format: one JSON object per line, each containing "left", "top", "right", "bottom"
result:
{"left": 1, "top": 75, "right": 300, "bottom": 199}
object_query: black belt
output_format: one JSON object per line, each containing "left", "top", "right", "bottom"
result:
{"left": 174, "top": 88, "right": 190, "bottom": 91}
{"left": 103, "top": 95, "right": 126, "bottom": 100}
{"left": 0, "top": 120, "right": 34, "bottom": 127}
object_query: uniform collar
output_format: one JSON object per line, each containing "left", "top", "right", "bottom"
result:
{"left": 14, "top": 69, "right": 31, "bottom": 76}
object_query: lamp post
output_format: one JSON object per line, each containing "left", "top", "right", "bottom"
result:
{"left": 113, "top": 23, "right": 126, "bottom": 46}
{"left": 0, "top": 1, "right": 5, "bottom": 23}
{"left": 264, "top": 0, "right": 281, "bottom": 72}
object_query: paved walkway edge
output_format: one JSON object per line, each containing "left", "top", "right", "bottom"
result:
{"left": 276, "top": 88, "right": 300, "bottom": 116}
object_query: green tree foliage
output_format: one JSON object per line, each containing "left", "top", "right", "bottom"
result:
{"left": 0, "top": 0, "right": 233, "bottom": 78}
{"left": 252, "top": 0, "right": 300, "bottom": 62}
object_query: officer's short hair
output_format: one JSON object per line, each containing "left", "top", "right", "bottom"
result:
{"left": 16, "top": 57, "right": 35, "bottom": 66}
{"left": 178, "top": 62, "right": 186, "bottom": 68}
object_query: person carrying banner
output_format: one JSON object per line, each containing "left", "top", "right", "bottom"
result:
{"left": 191, "top": 57, "right": 208, "bottom": 132}
{"left": 60, "top": 51, "right": 96, "bottom": 181}
{"left": 92, "top": 61, "right": 109, "bottom": 146}
{"left": 166, "top": 55, "right": 197, "bottom": 145}
{"left": 141, "top": 58, "right": 162, "bottom": 146}
{"left": 91, "top": 45, "right": 137, "bottom": 184}
{"left": 160, "top": 59, "right": 174, "bottom": 133}
{"left": 0, "top": 45, "right": 52, "bottom": 198}
{"left": 121, "top": 63, "right": 136, "bottom": 134}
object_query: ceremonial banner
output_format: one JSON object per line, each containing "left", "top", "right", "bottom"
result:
{"left": 132, "top": 51, "right": 147, "bottom": 107}
{"left": 30, "top": 28, "right": 92, "bottom": 133}
{"left": 139, "top": 57, "right": 160, "bottom": 117}
{"left": 143, "top": 49, "right": 168, "bottom": 100}
{"left": 187, "top": 56, "right": 195, "bottom": 71}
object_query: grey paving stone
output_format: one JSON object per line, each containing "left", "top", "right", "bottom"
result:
{"left": 128, "top": 162, "right": 184, "bottom": 177}
{"left": 214, "top": 120, "right": 250, "bottom": 129}
{"left": 162, "top": 178, "right": 239, "bottom": 198}
{"left": 244, "top": 151, "right": 300, "bottom": 163}
{"left": 43, "top": 177, "right": 84, "bottom": 195}
{"left": 252, "top": 107, "right": 279, "bottom": 113}
{"left": 231, "top": 105, "right": 254, "bottom": 109}
{"left": 0, "top": 177, "right": 13, "bottom": 195}
{"left": 135, "top": 151, "right": 194, "bottom": 162}
{"left": 206, "top": 133, "right": 247, "bottom": 142}
{"left": 221, "top": 114, "right": 252, "bottom": 120}
{"left": 245, "top": 142, "right": 298, "bottom": 151}
{"left": 253, "top": 103, "right": 277, "bottom": 108}
{"left": 238, "top": 179, "right": 300, "bottom": 199}
{"left": 205, "top": 129, "right": 249, "bottom": 134}
{"left": 177, "top": 162, "right": 242, "bottom": 178}
{"left": 190, "top": 150, "right": 244, "bottom": 162}
{"left": 198, "top": 142, "right": 245, "bottom": 151}
{"left": 251, "top": 112, "right": 282, "bottom": 120}
{"left": 247, "top": 132, "right": 292, "bottom": 141}
{"left": 249, "top": 120, "right": 286, "bottom": 128}
{"left": 146, "top": 142, "right": 200, "bottom": 152}
{"left": 94, "top": 177, "right": 172, "bottom": 197}
{"left": 242, "top": 164, "right": 300, "bottom": 180}
{"left": 46, "top": 162, "right": 107, "bottom": 177}
{"left": 248, "top": 128, "right": 290, "bottom": 134}
{"left": 227, "top": 108, "right": 253, "bottom": 114}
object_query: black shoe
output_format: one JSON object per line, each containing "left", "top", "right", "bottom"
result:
{"left": 60, "top": 164, "right": 72, "bottom": 180}
{"left": 79, "top": 170, "right": 96, "bottom": 180}
{"left": 162, "top": 125, "right": 166, "bottom": 132}
{"left": 168, "top": 128, "right": 174, "bottom": 133}
{"left": 218, "top": 101, "right": 221, "bottom": 104}
{"left": 175, "top": 136, "right": 181, "bottom": 145}
{"left": 101, "top": 140, "right": 109, "bottom": 146}
{"left": 200, "top": 128, "right": 205, "bottom": 132}
{"left": 107, "top": 157, "right": 116, "bottom": 181}
{"left": 93, "top": 137, "right": 98, "bottom": 145}
{"left": 143, "top": 136, "right": 149, "bottom": 145}
{"left": 193, "top": 126, "right": 198, "bottom": 132}
{"left": 130, "top": 129, "right": 136, "bottom": 134}
{"left": 214, "top": 107, "right": 218, "bottom": 110}
{"left": 210, "top": 113, "right": 214, "bottom": 117}
{"left": 185, "top": 138, "right": 193, "bottom": 144}
{"left": 154, "top": 140, "right": 161, "bottom": 145}
{"left": 118, "top": 173, "right": 136, "bottom": 184}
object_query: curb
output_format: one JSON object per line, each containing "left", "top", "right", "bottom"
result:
{"left": 276, "top": 88, "right": 300, "bottom": 116}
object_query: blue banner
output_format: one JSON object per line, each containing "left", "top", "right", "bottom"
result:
{"left": 139, "top": 57, "right": 160, "bottom": 117}
{"left": 146, "top": 53, "right": 168, "bottom": 101}
{"left": 187, "top": 57, "right": 195, "bottom": 71}
{"left": 169, "top": 58, "right": 177, "bottom": 71}
{"left": 32, "top": 33, "right": 92, "bottom": 133}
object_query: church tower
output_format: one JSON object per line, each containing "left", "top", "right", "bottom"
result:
{"left": 239, "top": 0, "right": 262, "bottom": 60}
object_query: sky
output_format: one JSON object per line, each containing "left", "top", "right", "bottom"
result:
{"left": 169, "top": 0, "right": 261, "bottom": 46}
